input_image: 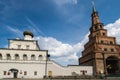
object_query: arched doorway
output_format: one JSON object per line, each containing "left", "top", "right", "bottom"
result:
{"left": 9, "top": 68, "right": 18, "bottom": 78}
{"left": 106, "top": 56, "right": 119, "bottom": 74}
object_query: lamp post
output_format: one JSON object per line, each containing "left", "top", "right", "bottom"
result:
{"left": 102, "top": 51, "right": 107, "bottom": 78}
{"left": 44, "top": 50, "right": 50, "bottom": 78}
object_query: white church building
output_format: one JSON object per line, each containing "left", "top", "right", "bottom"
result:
{"left": 0, "top": 30, "right": 93, "bottom": 79}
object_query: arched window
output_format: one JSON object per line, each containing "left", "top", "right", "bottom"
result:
{"left": 38, "top": 55, "right": 43, "bottom": 60}
{"left": 0, "top": 54, "right": 2, "bottom": 60}
{"left": 31, "top": 54, "right": 36, "bottom": 60}
{"left": 15, "top": 54, "right": 20, "bottom": 60}
{"left": 6, "top": 54, "right": 11, "bottom": 60}
{"left": 23, "top": 54, "right": 27, "bottom": 60}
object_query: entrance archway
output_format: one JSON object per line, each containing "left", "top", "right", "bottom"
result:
{"left": 106, "top": 56, "right": 119, "bottom": 74}
{"left": 9, "top": 68, "right": 18, "bottom": 78}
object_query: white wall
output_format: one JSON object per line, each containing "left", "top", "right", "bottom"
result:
{"left": 9, "top": 40, "right": 39, "bottom": 50}
{"left": 0, "top": 60, "right": 93, "bottom": 79}
{"left": 47, "top": 61, "right": 93, "bottom": 77}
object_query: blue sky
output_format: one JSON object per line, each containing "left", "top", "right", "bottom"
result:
{"left": 1, "top": 0, "right": 120, "bottom": 66}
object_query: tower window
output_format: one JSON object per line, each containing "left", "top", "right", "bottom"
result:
{"left": 95, "top": 26, "right": 97, "bottom": 30}
{"left": 103, "top": 33, "right": 105, "bottom": 36}
{"left": 96, "top": 33, "right": 99, "bottom": 35}
{"left": 104, "top": 48, "right": 107, "bottom": 51}
{"left": 111, "top": 48, "right": 114, "bottom": 52}
{"left": 101, "top": 40, "right": 104, "bottom": 44}
{"left": 110, "top": 41, "right": 113, "bottom": 44}
{"left": 100, "top": 25, "right": 102, "bottom": 29}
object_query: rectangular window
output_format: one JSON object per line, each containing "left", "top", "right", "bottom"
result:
{"left": 34, "top": 71, "right": 37, "bottom": 76}
{"left": 103, "top": 33, "right": 106, "bottom": 36}
{"left": 101, "top": 40, "right": 104, "bottom": 44}
{"left": 111, "top": 49, "right": 114, "bottom": 52}
{"left": 18, "top": 45, "right": 21, "bottom": 49}
{"left": 3, "top": 71, "right": 7, "bottom": 75}
{"left": 110, "top": 41, "right": 113, "bottom": 44}
{"left": 104, "top": 48, "right": 107, "bottom": 51}
{"left": 26, "top": 45, "right": 30, "bottom": 49}
{"left": 8, "top": 72, "right": 10, "bottom": 75}
{"left": 80, "top": 70, "right": 87, "bottom": 75}
{"left": 24, "top": 71, "right": 27, "bottom": 75}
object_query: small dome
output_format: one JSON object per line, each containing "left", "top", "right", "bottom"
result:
{"left": 23, "top": 30, "right": 34, "bottom": 37}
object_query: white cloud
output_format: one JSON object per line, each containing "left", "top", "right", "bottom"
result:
{"left": 35, "top": 34, "right": 88, "bottom": 65}
{"left": 52, "top": 0, "right": 78, "bottom": 6}
{"left": 72, "top": 0, "right": 78, "bottom": 4}
{"left": 35, "top": 36, "right": 76, "bottom": 56}
{"left": 105, "top": 18, "right": 120, "bottom": 44}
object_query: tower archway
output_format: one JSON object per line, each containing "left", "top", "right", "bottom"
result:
{"left": 106, "top": 56, "right": 119, "bottom": 74}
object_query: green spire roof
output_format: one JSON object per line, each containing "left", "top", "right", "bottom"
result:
{"left": 92, "top": 1, "right": 96, "bottom": 12}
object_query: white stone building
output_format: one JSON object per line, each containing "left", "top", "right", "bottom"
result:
{"left": 0, "top": 30, "right": 93, "bottom": 79}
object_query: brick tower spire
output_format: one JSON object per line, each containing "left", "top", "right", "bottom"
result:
{"left": 91, "top": 1, "right": 100, "bottom": 25}
{"left": 89, "top": 1, "right": 107, "bottom": 40}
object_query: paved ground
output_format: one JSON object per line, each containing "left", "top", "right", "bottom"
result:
{"left": 0, "top": 77, "right": 120, "bottom": 80}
